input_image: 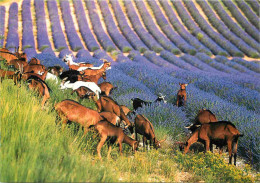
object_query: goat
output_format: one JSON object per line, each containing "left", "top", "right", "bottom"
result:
{"left": 99, "top": 111, "right": 121, "bottom": 126}
{"left": 95, "top": 120, "right": 139, "bottom": 159}
{"left": 0, "top": 69, "right": 22, "bottom": 85}
{"left": 26, "top": 75, "right": 51, "bottom": 107}
{"left": 98, "top": 82, "right": 117, "bottom": 96}
{"left": 54, "top": 99, "right": 103, "bottom": 134}
{"left": 48, "top": 66, "right": 63, "bottom": 76}
{"left": 185, "top": 109, "right": 218, "bottom": 133}
{"left": 60, "top": 80, "right": 101, "bottom": 99}
{"left": 7, "top": 59, "right": 28, "bottom": 70}
{"left": 71, "top": 86, "right": 96, "bottom": 100}
{"left": 176, "top": 83, "right": 188, "bottom": 107}
{"left": 95, "top": 96, "right": 134, "bottom": 134}
{"left": 63, "top": 54, "right": 93, "bottom": 70}
{"left": 131, "top": 93, "right": 167, "bottom": 111}
{"left": 184, "top": 121, "right": 243, "bottom": 166}
{"left": 134, "top": 114, "right": 165, "bottom": 149}
{"left": 120, "top": 105, "right": 132, "bottom": 116}
{"left": 0, "top": 47, "right": 27, "bottom": 63}
{"left": 45, "top": 72, "right": 59, "bottom": 84}
{"left": 29, "top": 57, "right": 41, "bottom": 65}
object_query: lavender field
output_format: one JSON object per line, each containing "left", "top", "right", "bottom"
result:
{"left": 0, "top": 0, "right": 259, "bottom": 182}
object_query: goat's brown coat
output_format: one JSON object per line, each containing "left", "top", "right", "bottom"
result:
{"left": 184, "top": 121, "right": 243, "bottom": 166}
{"left": 95, "top": 120, "right": 138, "bottom": 159}
{"left": 55, "top": 99, "right": 103, "bottom": 133}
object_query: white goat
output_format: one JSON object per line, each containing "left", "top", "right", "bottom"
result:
{"left": 45, "top": 72, "right": 58, "bottom": 84}
{"left": 60, "top": 80, "right": 101, "bottom": 99}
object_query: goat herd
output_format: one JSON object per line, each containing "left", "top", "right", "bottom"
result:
{"left": 0, "top": 48, "right": 243, "bottom": 165}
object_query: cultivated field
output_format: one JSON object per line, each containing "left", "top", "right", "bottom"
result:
{"left": 0, "top": 0, "right": 259, "bottom": 182}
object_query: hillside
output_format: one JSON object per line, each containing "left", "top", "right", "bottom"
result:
{"left": 0, "top": 0, "right": 259, "bottom": 182}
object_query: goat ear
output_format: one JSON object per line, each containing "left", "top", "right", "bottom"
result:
{"left": 62, "top": 77, "right": 68, "bottom": 81}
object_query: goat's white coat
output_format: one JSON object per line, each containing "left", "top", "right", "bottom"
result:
{"left": 60, "top": 81, "right": 101, "bottom": 98}
{"left": 45, "top": 72, "right": 58, "bottom": 84}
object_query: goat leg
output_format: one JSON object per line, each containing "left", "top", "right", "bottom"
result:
{"left": 107, "top": 145, "right": 112, "bottom": 159}
{"left": 97, "top": 136, "right": 107, "bottom": 159}
{"left": 227, "top": 140, "right": 233, "bottom": 164}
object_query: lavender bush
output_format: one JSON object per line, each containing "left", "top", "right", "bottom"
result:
{"left": 222, "top": 0, "right": 260, "bottom": 42}
{"left": 21, "top": 0, "right": 35, "bottom": 50}
{"left": 72, "top": 0, "right": 100, "bottom": 52}
{"left": 76, "top": 49, "right": 92, "bottom": 59}
{"left": 196, "top": 0, "right": 259, "bottom": 58}
{"left": 34, "top": 0, "right": 52, "bottom": 51}
{"left": 183, "top": 0, "right": 244, "bottom": 57}
{"left": 171, "top": 1, "right": 228, "bottom": 56}
{"left": 93, "top": 49, "right": 114, "bottom": 63}
{"left": 59, "top": 0, "right": 84, "bottom": 51}
{"left": 5, "top": 3, "right": 19, "bottom": 50}
{"left": 134, "top": 0, "right": 181, "bottom": 55}
{"left": 109, "top": 0, "right": 148, "bottom": 53}
{"left": 98, "top": 0, "right": 132, "bottom": 53}
{"left": 158, "top": 1, "right": 211, "bottom": 55}
{"left": 208, "top": 0, "right": 260, "bottom": 53}
{"left": 84, "top": 0, "right": 117, "bottom": 52}
{"left": 231, "top": 57, "right": 260, "bottom": 74}
{"left": 0, "top": 6, "right": 5, "bottom": 48}
{"left": 35, "top": 52, "right": 68, "bottom": 69}
{"left": 123, "top": 0, "right": 163, "bottom": 53}
{"left": 246, "top": 0, "right": 260, "bottom": 15}
{"left": 160, "top": 50, "right": 200, "bottom": 71}
{"left": 47, "top": 0, "right": 68, "bottom": 51}
{"left": 235, "top": 0, "right": 260, "bottom": 30}
{"left": 146, "top": 0, "right": 197, "bottom": 55}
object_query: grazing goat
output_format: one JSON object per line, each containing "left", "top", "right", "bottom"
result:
{"left": 26, "top": 75, "right": 51, "bottom": 107}
{"left": 95, "top": 120, "right": 139, "bottom": 159}
{"left": 185, "top": 109, "right": 218, "bottom": 133}
{"left": 0, "top": 48, "right": 26, "bottom": 63}
{"left": 55, "top": 99, "right": 103, "bottom": 134}
{"left": 60, "top": 80, "right": 101, "bottom": 99}
{"left": 176, "top": 83, "right": 188, "bottom": 107}
{"left": 184, "top": 121, "right": 243, "bottom": 166}
{"left": 99, "top": 111, "right": 121, "bottom": 126}
{"left": 134, "top": 114, "right": 165, "bottom": 149}
{"left": 0, "top": 69, "right": 22, "bottom": 85}
{"left": 95, "top": 96, "right": 134, "bottom": 134}
{"left": 71, "top": 86, "right": 96, "bottom": 100}
{"left": 48, "top": 66, "right": 63, "bottom": 76}
{"left": 98, "top": 82, "right": 117, "bottom": 96}
{"left": 131, "top": 93, "right": 167, "bottom": 111}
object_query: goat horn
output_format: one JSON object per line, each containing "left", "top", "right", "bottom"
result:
{"left": 195, "top": 125, "right": 201, "bottom": 127}
{"left": 184, "top": 124, "right": 193, "bottom": 128}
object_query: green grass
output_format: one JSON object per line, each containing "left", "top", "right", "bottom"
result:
{"left": 0, "top": 80, "right": 257, "bottom": 182}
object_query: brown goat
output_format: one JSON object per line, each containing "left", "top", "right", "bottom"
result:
{"left": 95, "top": 96, "right": 134, "bottom": 134}
{"left": 95, "top": 120, "right": 139, "bottom": 159}
{"left": 81, "top": 71, "right": 107, "bottom": 84}
{"left": 186, "top": 109, "right": 218, "bottom": 133}
{"left": 134, "top": 114, "right": 165, "bottom": 149}
{"left": 99, "top": 111, "right": 121, "bottom": 126}
{"left": 176, "top": 83, "right": 188, "bottom": 107}
{"left": 0, "top": 69, "right": 22, "bottom": 85}
{"left": 120, "top": 105, "right": 131, "bottom": 116}
{"left": 27, "top": 76, "right": 51, "bottom": 107}
{"left": 55, "top": 99, "right": 103, "bottom": 134}
{"left": 7, "top": 59, "right": 28, "bottom": 70}
{"left": 98, "top": 82, "right": 116, "bottom": 96}
{"left": 70, "top": 86, "right": 96, "bottom": 100}
{"left": 29, "top": 57, "right": 41, "bottom": 65}
{"left": 48, "top": 66, "right": 63, "bottom": 76}
{"left": 184, "top": 121, "right": 243, "bottom": 166}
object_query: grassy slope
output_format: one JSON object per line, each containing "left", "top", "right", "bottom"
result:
{"left": 0, "top": 79, "right": 257, "bottom": 182}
